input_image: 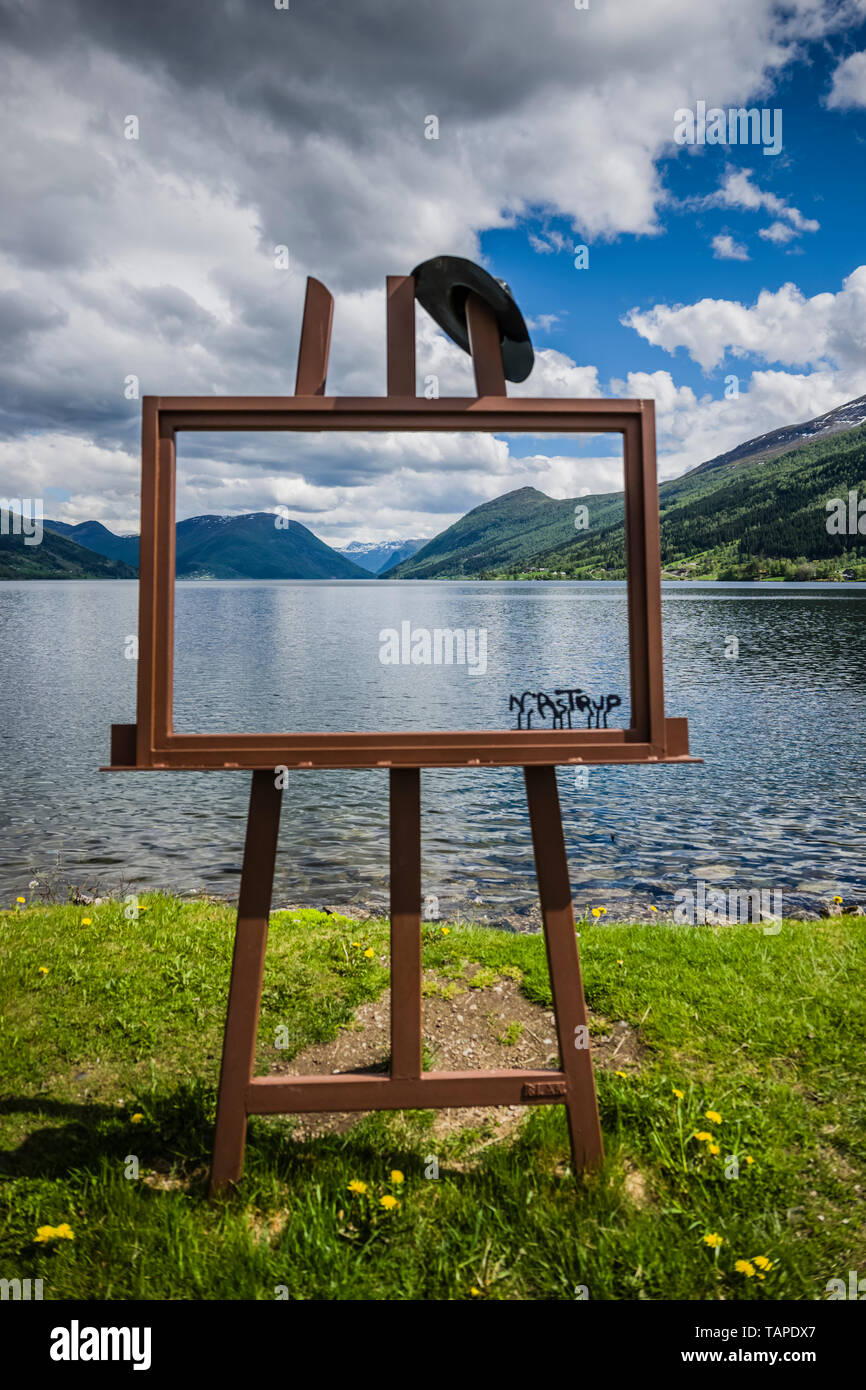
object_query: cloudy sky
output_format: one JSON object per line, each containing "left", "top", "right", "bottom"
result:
{"left": 2, "top": 0, "right": 866, "bottom": 542}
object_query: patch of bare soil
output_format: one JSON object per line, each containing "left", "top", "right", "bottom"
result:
{"left": 265, "top": 965, "right": 645, "bottom": 1144}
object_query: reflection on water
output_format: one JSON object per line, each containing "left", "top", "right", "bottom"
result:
{"left": 0, "top": 579, "right": 864, "bottom": 922}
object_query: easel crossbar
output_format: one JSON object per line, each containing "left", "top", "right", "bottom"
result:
{"left": 246, "top": 1070, "right": 570, "bottom": 1114}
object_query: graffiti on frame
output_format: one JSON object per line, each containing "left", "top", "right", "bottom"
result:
{"left": 509, "top": 688, "right": 623, "bottom": 731}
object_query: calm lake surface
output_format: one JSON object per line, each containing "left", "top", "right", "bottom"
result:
{"left": 1, "top": 579, "right": 864, "bottom": 923}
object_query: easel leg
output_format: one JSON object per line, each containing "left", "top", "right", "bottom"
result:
{"left": 210, "top": 770, "right": 283, "bottom": 1195}
{"left": 524, "top": 765, "right": 604, "bottom": 1172}
{"left": 389, "top": 768, "right": 422, "bottom": 1081}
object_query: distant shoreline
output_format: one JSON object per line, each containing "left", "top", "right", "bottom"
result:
{"left": 3, "top": 574, "right": 866, "bottom": 585}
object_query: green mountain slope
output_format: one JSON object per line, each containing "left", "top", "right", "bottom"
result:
{"left": 43, "top": 519, "right": 140, "bottom": 567}
{"left": 388, "top": 423, "right": 866, "bottom": 582}
{"left": 173, "top": 513, "right": 370, "bottom": 579}
{"left": 385, "top": 485, "right": 624, "bottom": 579}
{"left": 0, "top": 515, "right": 137, "bottom": 579}
{"left": 542, "top": 423, "right": 866, "bottom": 581}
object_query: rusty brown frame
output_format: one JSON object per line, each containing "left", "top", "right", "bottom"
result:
{"left": 104, "top": 273, "right": 695, "bottom": 1195}
{"left": 110, "top": 393, "right": 691, "bottom": 773}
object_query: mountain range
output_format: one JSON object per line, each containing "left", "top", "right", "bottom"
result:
{"left": 3, "top": 393, "right": 865, "bottom": 581}
{"left": 334, "top": 538, "right": 426, "bottom": 574}
{"left": 37, "top": 513, "right": 371, "bottom": 580}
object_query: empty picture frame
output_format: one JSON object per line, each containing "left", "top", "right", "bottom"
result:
{"left": 107, "top": 393, "right": 694, "bottom": 771}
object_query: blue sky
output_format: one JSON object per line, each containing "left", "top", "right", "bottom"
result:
{"left": 485, "top": 27, "right": 866, "bottom": 465}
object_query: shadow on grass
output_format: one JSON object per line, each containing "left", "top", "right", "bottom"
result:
{"left": 0, "top": 1082, "right": 218, "bottom": 1181}
{"left": 0, "top": 1083, "right": 484, "bottom": 1197}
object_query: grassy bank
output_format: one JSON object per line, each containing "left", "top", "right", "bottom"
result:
{"left": 1, "top": 897, "right": 864, "bottom": 1300}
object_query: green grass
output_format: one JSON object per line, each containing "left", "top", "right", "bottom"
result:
{"left": 1, "top": 896, "right": 864, "bottom": 1300}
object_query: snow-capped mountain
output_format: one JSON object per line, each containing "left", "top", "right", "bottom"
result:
{"left": 334, "top": 538, "right": 427, "bottom": 574}
{"left": 692, "top": 393, "right": 866, "bottom": 477}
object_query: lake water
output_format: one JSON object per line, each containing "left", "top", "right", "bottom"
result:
{"left": 1, "top": 579, "right": 864, "bottom": 923}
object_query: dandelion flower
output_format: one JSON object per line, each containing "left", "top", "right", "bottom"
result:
{"left": 705, "top": 1110, "right": 722, "bottom": 1124}
{"left": 753, "top": 1255, "right": 773, "bottom": 1271}
{"left": 598, "top": 907, "right": 608, "bottom": 915}
{"left": 693, "top": 1131, "right": 713, "bottom": 1142}
{"left": 363, "top": 948, "right": 374, "bottom": 958}
{"left": 130, "top": 1113, "right": 144, "bottom": 1124}
{"left": 390, "top": 1170, "right": 404, "bottom": 1185}
{"left": 380, "top": 1194, "right": 399, "bottom": 1210}
{"left": 81, "top": 917, "right": 92, "bottom": 926}
{"left": 734, "top": 1259, "right": 755, "bottom": 1277}
{"left": 614, "top": 1069, "right": 628, "bottom": 1078}
{"left": 35, "top": 1226, "right": 57, "bottom": 1243}
{"left": 54, "top": 1224, "right": 74, "bottom": 1240}
{"left": 649, "top": 905, "right": 658, "bottom": 913}
{"left": 348, "top": 1180, "right": 368, "bottom": 1195}
{"left": 16, "top": 896, "right": 26, "bottom": 904}
{"left": 351, "top": 942, "right": 361, "bottom": 949}
{"left": 833, "top": 895, "right": 843, "bottom": 904}
{"left": 672, "top": 1088, "right": 684, "bottom": 1100}
{"left": 707, "top": 1143, "right": 720, "bottom": 1156}
{"left": 470, "top": 1287, "right": 482, "bottom": 1297}
{"left": 441, "top": 927, "right": 450, "bottom": 935}
{"left": 702, "top": 1232, "right": 723, "bottom": 1248}
{"left": 591, "top": 908, "right": 602, "bottom": 918}
{"left": 745, "top": 1155, "right": 755, "bottom": 1166}
{"left": 38, "top": 966, "right": 49, "bottom": 976}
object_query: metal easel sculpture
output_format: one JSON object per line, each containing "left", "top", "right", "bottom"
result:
{"left": 105, "top": 255, "right": 696, "bottom": 1194}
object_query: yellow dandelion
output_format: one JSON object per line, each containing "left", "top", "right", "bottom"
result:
{"left": 591, "top": 908, "right": 602, "bottom": 917}
{"left": 130, "top": 1113, "right": 144, "bottom": 1124}
{"left": 649, "top": 905, "right": 658, "bottom": 913}
{"left": 363, "top": 948, "right": 374, "bottom": 958}
{"left": 81, "top": 917, "right": 92, "bottom": 926}
{"left": 705, "top": 1110, "right": 722, "bottom": 1124}
{"left": 38, "top": 966, "right": 49, "bottom": 976}
{"left": 35, "top": 1225, "right": 57, "bottom": 1243}
{"left": 16, "top": 896, "right": 26, "bottom": 904}
{"left": 734, "top": 1259, "right": 755, "bottom": 1277}
{"left": 351, "top": 942, "right": 361, "bottom": 948}
{"left": 673, "top": 1088, "right": 684, "bottom": 1100}
{"left": 380, "top": 1194, "right": 399, "bottom": 1210}
{"left": 138, "top": 905, "right": 149, "bottom": 913}
{"left": 833, "top": 895, "right": 843, "bottom": 904}
{"left": 614, "top": 1069, "right": 628, "bottom": 1078}
{"left": 707, "top": 1143, "right": 720, "bottom": 1156}
{"left": 598, "top": 907, "right": 608, "bottom": 915}
{"left": 390, "top": 1170, "right": 404, "bottom": 1185}
{"left": 745, "top": 1155, "right": 755, "bottom": 1166}
{"left": 693, "top": 1131, "right": 713, "bottom": 1142}
{"left": 470, "top": 1286, "right": 482, "bottom": 1297}
{"left": 752, "top": 1255, "right": 773, "bottom": 1271}
{"left": 441, "top": 927, "right": 450, "bottom": 935}
{"left": 702, "top": 1232, "right": 723, "bottom": 1248}
{"left": 54, "top": 1224, "right": 74, "bottom": 1240}
{"left": 348, "top": 1180, "right": 368, "bottom": 1195}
